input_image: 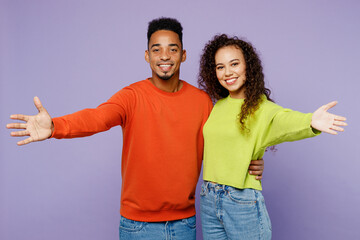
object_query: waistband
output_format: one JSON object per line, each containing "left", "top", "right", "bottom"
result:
{"left": 202, "top": 181, "right": 263, "bottom": 199}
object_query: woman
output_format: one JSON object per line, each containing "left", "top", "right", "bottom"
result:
{"left": 198, "top": 34, "right": 347, "bottom": 239}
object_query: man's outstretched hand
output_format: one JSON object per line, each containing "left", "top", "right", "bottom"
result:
{"left": 7, "top": 96, "right": 53, "bottom": 146}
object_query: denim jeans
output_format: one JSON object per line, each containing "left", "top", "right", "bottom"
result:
{"left": 119, "top": 215, "right": 196, "bottom": 240}
{"left": 200, "top": 181, "right": 271, "bottom": 240}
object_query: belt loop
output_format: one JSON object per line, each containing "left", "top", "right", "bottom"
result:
{"left": 204, "top": 180, "right": 210, "bottom": 190}
{"left": 224, "top": 184, "right": 229, "bottom": 195}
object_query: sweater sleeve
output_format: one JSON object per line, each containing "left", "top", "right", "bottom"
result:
{"left": 51, "top": 87, "right": 135, "bottom": 139}
{"left": 258, "top": 102, "right": 321, "bottom": 150}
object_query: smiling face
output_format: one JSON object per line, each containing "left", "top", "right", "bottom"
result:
{"left": 145, "top": 30, "right": 186, "bottom": 81}
{"left": 215, "top": 45, "right": 247, "bottom": 99}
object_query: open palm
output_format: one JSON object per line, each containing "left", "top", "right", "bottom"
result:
{"left": 311, "top": 101, "right": 347, "bottom": 135}
{"left": 7, "top": 96, "right": 53, "bottom": 145}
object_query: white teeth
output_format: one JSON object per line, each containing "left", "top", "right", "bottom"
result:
{"left": 160, "top": 64, "right": 171, "bottom": 67}
{"left": 225, "top": 78, "right": 236, "bottom": 84}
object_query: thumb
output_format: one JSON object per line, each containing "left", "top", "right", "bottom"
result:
{"left": 33, "top": 96, "right": 45, "bottom": 113}
{"left": 322, "top": 101, "right": 337, "bottom": 111}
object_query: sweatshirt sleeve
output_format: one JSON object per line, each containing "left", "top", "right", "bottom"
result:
{"left": 51, "top": 87, "right": 135, "bottom": 139}
{"left": 258, "top": 102, "right": 321, "bottom": 149}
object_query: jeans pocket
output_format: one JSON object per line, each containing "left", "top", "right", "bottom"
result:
{"left": 181, "top": 215, "right": 196, "bottom": 229}
{"left": 119, "top": 216, "right": 146, "bottom": 232}
{"left": 227, "top": 188, "right": 257, "bottom": 205}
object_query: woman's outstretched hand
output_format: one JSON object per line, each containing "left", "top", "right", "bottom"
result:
{"left": 6, "top": 96, "right": 54, "bottom": 146}
{"left": 311, "top": 101, "right": 347, "bottom": 135}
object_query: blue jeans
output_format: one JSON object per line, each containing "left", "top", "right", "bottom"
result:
{"left": 200, "top": 181, "right": 272, "bottom": 240}
{"left": 119, "top": 215, "right": 196, "bottom": 240}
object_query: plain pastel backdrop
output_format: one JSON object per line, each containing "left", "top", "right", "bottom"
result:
{"left": 1, "top": 0, "right": 359, "bottom": 239}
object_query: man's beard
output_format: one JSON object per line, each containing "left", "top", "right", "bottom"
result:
{"left": 157, "top": 72, "right": 174, "bottom": 81}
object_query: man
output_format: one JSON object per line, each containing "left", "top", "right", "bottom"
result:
{"left": 7, "top": 18, "right": 264, "bottom": 239}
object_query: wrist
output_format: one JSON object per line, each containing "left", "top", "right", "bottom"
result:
{"left": 49, "top": 121, "right": 54, "bottom": 138}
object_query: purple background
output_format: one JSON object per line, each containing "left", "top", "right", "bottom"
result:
{"left": 1, "top": 0, "right": 359, "bottom": 239}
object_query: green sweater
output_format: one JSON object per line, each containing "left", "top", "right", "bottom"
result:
{"left": 203, "top": 95, "right": 320, "bottom": 190}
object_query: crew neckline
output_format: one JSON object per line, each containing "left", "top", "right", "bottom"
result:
{"left": 226, "top": 95, "right": 245, "bottom": 103}
{"left": 145, "top": 78, "right": 187, "bottom": 96}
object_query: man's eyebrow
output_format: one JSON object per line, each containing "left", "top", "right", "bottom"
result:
{"left": 150, "top": 43, "right": 180, "bottom": 49}
{"left": 169, "top": 43, "right": 180, "bottom": 48}
{"left": 150, "top": 43, "right": 160, "bottom": 49}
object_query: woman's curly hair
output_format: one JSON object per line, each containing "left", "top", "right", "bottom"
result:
{"left": 198, "top": 34, "right": 273, "bottom": 131}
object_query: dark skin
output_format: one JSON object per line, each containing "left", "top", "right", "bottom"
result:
{"left": 249, "top": 159, "right": 264, "bottom": 180}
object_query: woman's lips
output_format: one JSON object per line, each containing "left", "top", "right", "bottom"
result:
{"left": 225, "top": 77, "right": 237, "bottom": 85}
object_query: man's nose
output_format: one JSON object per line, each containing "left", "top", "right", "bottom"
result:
{"left": 160, "top": 50, "right": 170, "bottom": 61}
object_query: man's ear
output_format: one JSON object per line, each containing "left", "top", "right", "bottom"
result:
{"left": 145, "top": 50, "right": 150, "bottom": 63}
{"left": 181, "top": 49, "right": 187, "bottom": 62}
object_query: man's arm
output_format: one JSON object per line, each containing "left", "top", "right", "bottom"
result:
{"left": 6, "top": 96, "right": 53, "bottom": 146}
{"left": 248, "top": 159, "right": 264, "bottom": 180}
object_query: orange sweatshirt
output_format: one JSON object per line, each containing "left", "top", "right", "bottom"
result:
{"left": 52, "top": 79, "right": 213, "bottom": 222}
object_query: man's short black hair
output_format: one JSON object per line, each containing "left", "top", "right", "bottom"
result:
{"left": 147, "top": 17, "right": 183, "bottom": 48}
